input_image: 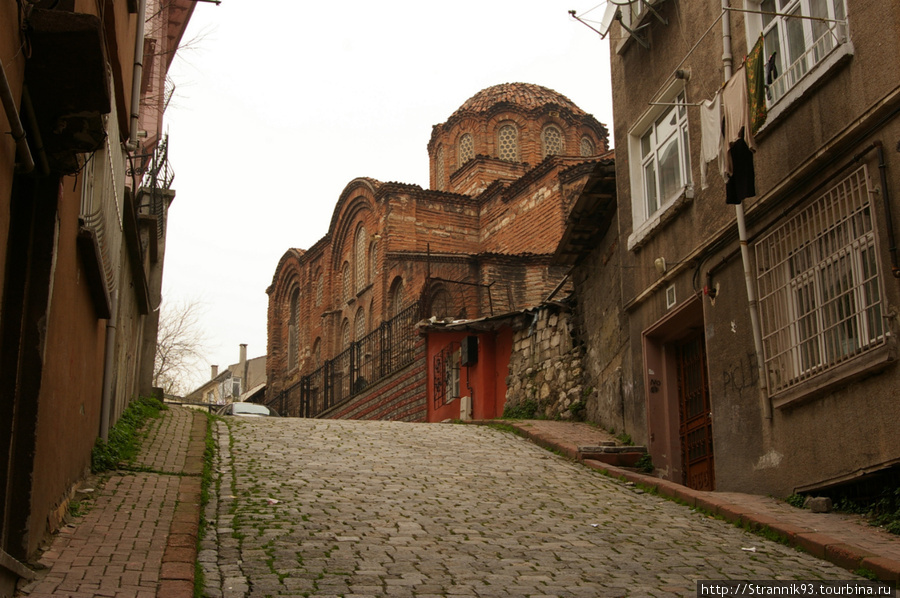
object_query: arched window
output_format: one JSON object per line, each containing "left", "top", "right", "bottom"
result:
{"left": 542, "top": 125, "right": 564, "bottom": 157}
{"left": 312, "top": 337, "right": 322, "bottom": 369}
{"left": 354, "top": 307, "right": 366, "bottom": 342}
{"left": 314, "top": 269, "right": 323, "bottom": 307}
{"left": 354, "top": 224, "right": 367, "bottom": 292}
{"left": 458, "top": 133, "right": 474, "bottom": 165}
{"left": 341, "top": 261, "right": 351, "bottom": 302}
{"left": 341, "top": 318, "right": 351, "bottom": 351}
{"left": 288, "top": 287, "right": 300, "bottom": 370}
{"left": 430, "top": 287, "right": 452, "bottom": 319}
{"left": 389, "top": 277, "right": 404, "bottom": 317}
{"left": 580, "top": 136, "right": 595, "bottom": 157}
{"left": 498, "top": 124, "right": 518, "bottom": 162}
{"left": 368, "top": 241, "right": 377, "bottom": 283}
{"left": 436, "top": 145, "right": 445, "bottom": 190}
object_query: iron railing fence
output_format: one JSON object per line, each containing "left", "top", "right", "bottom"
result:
{"left": 269, "top": 300, "right": 422, "bottom": 417}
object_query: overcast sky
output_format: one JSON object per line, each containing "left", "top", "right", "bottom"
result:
{"left": 162, "top": 1, "right": 615, "bottom": 391}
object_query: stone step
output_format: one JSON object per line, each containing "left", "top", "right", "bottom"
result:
{"left": 577, "top": 445, "right": 648, "bottom": 468}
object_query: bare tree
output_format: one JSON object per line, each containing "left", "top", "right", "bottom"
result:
{"left": 154, "top": 298, "right": 208, "bottom": 397}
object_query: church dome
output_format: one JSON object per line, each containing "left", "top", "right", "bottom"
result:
{"left": 428, "top": 82, "right": 608, "bottom": 195}
{"left": 452, "top": 82, "right": 587, "bottom": 118}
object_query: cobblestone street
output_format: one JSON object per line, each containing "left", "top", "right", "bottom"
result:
{"left": 200, "top": 418, "right": 858, "bottom": 598}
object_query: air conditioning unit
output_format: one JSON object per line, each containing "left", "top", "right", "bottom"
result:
{"left": 459, "top": 396, "right": 473, "bottom": 421}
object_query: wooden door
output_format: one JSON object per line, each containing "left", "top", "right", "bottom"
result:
{"left": 676, "top": 333, "right": 715, "bottom": 491}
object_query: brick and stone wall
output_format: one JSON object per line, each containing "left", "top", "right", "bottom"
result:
{"left": 322, "top": 338, "right": 427, "bottom": 422}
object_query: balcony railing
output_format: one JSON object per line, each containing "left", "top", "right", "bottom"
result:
{"left": 269, "top": 300, "right": 422, "bottom": 417}
{"left": 768, "top": 21, "right": 845, "bottom": 106}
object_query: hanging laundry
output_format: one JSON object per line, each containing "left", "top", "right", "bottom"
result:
{"left": 765, "top": 52, "right": 779, "bottom": 85}
{"left": 699, "top": 92, "right": 722, "bottom": 190}
{"left": 747, "top": 35, "right": 767, "bottom": 136}
{"left": 721, "top": 66, "right": 757, "bottom": 204}
{"left": 726, "top": 133, "right": 756, "bottom": 204}
{"left": 722, "top": 64, "right": 756, "bottom": 179}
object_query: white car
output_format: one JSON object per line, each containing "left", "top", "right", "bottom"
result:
{"left": 215, "top": 402, "right": 280, "bottom": 417}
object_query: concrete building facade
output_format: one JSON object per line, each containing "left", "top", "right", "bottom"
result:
{"left": 0, "top": 0, "right": 195, "bottom": 586}
{"left": 582, "top": 0, "right": 900, "bottom": 496}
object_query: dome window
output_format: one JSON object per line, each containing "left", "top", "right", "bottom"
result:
{"left": 580, "top": 136, "right": 595, "bottom": 157}
{"left": 542, "top": 125, "right": 564, "bottom": 157}
{"left": 458, "top": 133, "right": 475, "bottom": 165}
{"left": 498, "top": 124, "right": 518, "bottom": 162}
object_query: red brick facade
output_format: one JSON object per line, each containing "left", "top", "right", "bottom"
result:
{"left": 266, "top": 83, "right": 611, "bottom": 414}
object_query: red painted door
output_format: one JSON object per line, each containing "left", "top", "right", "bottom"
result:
{"left": 676, "top": 333, "right": 715, "bottom": 491}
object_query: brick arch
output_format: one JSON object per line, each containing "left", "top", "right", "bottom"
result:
{"left": 267, "top": 248, "right": 305, "bottom": 303}
{"left": 485, "top": 112, "right": 530, "bottom": 162}
{"left": 425, "top": 281, "right": 458, "bottom": 320}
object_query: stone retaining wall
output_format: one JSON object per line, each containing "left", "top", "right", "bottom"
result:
{"left": 504, "top": 303, "right": 588, "bottom": 420}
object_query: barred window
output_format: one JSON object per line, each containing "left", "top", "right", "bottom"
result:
{"left": 354, "top": 307, "right": 366, "bottom": 342}
{"left": 341, "top": 318, "right": 351, "bottom": 350}
{"left": 315, "top": 270, "right": 323, "bottom": 306}
{"left": 341, "top": 262, "right": 351, "bottom": 302}
{"left": 355, "top": 224, "right": 367, "bottom": 292}
{"left": 288, "top": 288, "right": 300, "bottom": 370}
{"left": 369, "top": 241, "right": 377, "bottom": 283}
{"left": 498, "top": 124, "right": 518, "bottom": 162}
{"left": 580, "top": 136, "right": 595, "bottom": 157}
{"left": 433, "top": 342, "right": 461, "bottom": 410}
{"left": 756, "top": 166, "right": 886, "bottom": 394}
{"left": 436, "top": 145, "right": 445, "bottom": 190}
{"left": 458, "top": 133, "right": 475, "bottom": 165}
{"left": 542, "top": 125, "right": 564, "bottom": 157}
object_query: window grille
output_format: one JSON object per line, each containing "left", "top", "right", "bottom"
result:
{"left": 355, "top": 225, "right": 367, "bottom": 291}
{"left": 458, "top": 133, "right": 475, "bottom": 165}
{"left": 269, "top": 300, "right": 422, "bottom": 418}
{"left": 580, "top": 136, "right": 595, "bottom": 157}
{"left": 288, "top": 288, "right": 300, "bottom": 369}
{"left": 542, "top": 125, "right": 564, "bottom": 157}
{"left": 342, "top": 262, "right": 351, "bottom": 302}
{"left": 354, "top": 307, "right": 366, "bottom": 342}
{"left": 755, "top": 166, "right": 886, "bottom": 394}
{"left": 433, "top": 342, "right": 461, "bottom": 410}
{"left": 498, "top": 124, "right": 518, "bottom": 161}
{"left": 436, "top": 145, "right": 445, "bottom": 190}
{"left": 315, "top": 270, "right": 323, "bottom": 306}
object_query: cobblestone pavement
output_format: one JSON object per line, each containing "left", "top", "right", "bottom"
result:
{"left": 201, "top": 418, "right": 860, "bottom": 598}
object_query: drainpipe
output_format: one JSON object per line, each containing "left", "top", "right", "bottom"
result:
{"left": 125, "top": 0, "right": 147, "bottom": 151}
{"left": 722, "top": 0, "right": 772, "bottom": 418}
{"left": 873, "top": 141, "right": 900, "bottom": 278}
{"left": 0, "top": 59, "right": 35, "bottom": 174}
{"left": 99, "top": 290, "right": 118, "bottom": 441}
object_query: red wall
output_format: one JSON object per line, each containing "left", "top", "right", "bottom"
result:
{"left": 426, "top": 328, "right": 512, "bottom": 422}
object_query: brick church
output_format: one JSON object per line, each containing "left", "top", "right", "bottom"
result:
{"left": 266, "top": 82, "right": 610, "bottom": 419}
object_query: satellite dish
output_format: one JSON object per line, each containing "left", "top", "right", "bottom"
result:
{"left": 598, "top": 2, "right": 620, "bottom": 38}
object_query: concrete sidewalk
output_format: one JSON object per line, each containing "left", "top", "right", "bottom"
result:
{"left": 16, "top": 405, "right": 206, "bottom": 598}
{"left": 497, "top": 418, "right": 900, "bottom": 585}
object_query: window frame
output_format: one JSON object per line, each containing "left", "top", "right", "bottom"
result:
{"left": 755, "top": 165, "right": 888, "bottom": 400}
{"left": 744, "top": 0, "right": 851, "bottom": 127}
{"left": 498, "top": 123, "right": 519, "bottom": 162}
{"left": 458, "top": 133, "right": 475, "bottom": 166}
{"left": 541, "top": 124, "right": 564, "bottom": 158}
{"left": 627, "top": 83, "right": 693, "bottom": 251}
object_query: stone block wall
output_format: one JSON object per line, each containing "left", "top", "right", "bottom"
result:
{"left": 504, "top": 304, "right": 588, "bottom": 420}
